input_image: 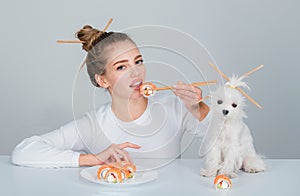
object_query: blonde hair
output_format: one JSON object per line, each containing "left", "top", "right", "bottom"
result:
{"left": 75, "top": 25, "right": 136, "bottom": 87}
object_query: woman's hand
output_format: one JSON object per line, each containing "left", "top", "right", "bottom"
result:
{"left": 79, "top": 142, "right": 141, "bottom": 166}
{"left": 172, "top": 81, "right": 210, "bottom": 121}
{"left": 95, "top": 142, "right": 141, "bottom": 164}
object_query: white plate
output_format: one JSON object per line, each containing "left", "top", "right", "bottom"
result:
{"left": 80, "top": 166, "right": 158, "bottom": 186}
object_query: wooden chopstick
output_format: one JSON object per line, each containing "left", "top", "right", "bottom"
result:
{"left": 155, "top": 80, "right": 217, "bottom": 91}
{"left": 103, "top": 18, "right": 113, "bottom": 32}
{"left": 236, "top": 87, "right": 263, "bottom": 109}
{"left": 242, "top": 64, "right": 264, "bottom": 78}
{"left": 197, "top": 95, "right": 210, "bottom": 103}
{"left": 56, "top": 40, "right": 84, "bottom": 44}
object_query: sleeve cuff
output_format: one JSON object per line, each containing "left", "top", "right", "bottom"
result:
{"left": 71, "top": 152, "right": 81, "bottom": 167}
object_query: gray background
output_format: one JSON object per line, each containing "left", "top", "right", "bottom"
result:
{"left": 0, "top": 0, "right": 299, "bottom": 158}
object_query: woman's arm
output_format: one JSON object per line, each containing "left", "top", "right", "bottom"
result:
{"left": 11, "top": 121, "right": 84, "bottom": 168}
{"left": 172, "top": 81, "right": 210, "bottom": 121}
{"left": 11, "top": 120, "right": 141, "bottom": 168}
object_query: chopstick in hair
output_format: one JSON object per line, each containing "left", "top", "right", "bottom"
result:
{"left": 56, "top": 18, "right": 113, "bottom": 44}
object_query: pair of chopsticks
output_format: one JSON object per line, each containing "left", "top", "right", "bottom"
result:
{"left": 56, "top": 18, "right": 113, "bottom": 44}
{"left": 151, "top": 80, "right": 216, "bottom": 103}
{"left": 56, "top": 19, "right": 113, "bottom": 71}
{"left": 155, "top": 80, "right": 217, "bottom": 91}
{"left": 208, "top": 62, "right": 264, "bottom": 109}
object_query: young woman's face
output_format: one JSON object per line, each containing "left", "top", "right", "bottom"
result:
{"left": 100, "top": 41, "right": 146, "bottom": 100}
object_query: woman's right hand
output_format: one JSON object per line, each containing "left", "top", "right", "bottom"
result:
{"left": 79, "top": 142, "right": 141, "bottom": 166}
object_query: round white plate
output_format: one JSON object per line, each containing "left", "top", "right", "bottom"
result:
{"left": 80, "top": 166, "right": 158, "bottom": 186}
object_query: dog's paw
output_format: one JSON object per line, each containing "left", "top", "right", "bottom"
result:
{"left": 201, "top": 169, "right": 218, "bottom": 177}
{"left": 243, "top": 165, "right": 266, "bottom": 173}
{"left": 243, "top": 159, "right": 266, "bottom": 173}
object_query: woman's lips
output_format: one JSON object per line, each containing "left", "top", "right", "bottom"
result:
{"left": 129, "top": 81, "right": 143, "bottom": 90}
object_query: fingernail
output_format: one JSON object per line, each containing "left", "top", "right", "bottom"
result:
{"left": 135, "top": 145, "right": 141, "bottom": 148}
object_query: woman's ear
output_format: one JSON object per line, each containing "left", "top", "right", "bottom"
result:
{"left": 95, "top": 74, "right": 109, "bottom": 88}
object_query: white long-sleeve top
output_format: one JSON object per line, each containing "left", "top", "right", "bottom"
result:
{"left": 11, "top": 92, "right": 211, "bottom": 168}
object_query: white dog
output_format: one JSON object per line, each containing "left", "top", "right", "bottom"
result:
{"left": 201, "top": 76, "right": 266, "bottom": 178}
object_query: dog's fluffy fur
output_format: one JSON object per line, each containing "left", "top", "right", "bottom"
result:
{"left": 201, "top": 76, "right": 266, "bottom": 178}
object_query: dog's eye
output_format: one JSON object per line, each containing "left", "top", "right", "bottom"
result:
{"left": 217, "top": 100, "right": 223, "bottom": 105}
{"left": 232, "top": 103, "right": 237, "bottom": 108}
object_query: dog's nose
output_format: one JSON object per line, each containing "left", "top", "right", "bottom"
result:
{"left": 222, "top": 109, "right": 229, "bottom": 115}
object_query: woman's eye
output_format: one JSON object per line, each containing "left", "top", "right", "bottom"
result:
{"left": 217, "top": 100, "right": 223, "bottom": 105}
{"left": 232, "top": 103, "right": 237, "bottom": 108}
{"left": 116, "top": 65, "right": 126, "bottom": 71}
{"left": 136, "top": 59, "right": 144, "bottom": 65}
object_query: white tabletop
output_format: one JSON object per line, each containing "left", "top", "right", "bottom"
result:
{"left": 0, "top": 156, "right": 299, "bottom": 196}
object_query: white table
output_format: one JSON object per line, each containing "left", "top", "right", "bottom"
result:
{"left": 0, "top": 156, "right": 299, "bottom": 195}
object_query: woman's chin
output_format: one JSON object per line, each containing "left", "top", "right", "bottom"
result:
{"left": 129, "top": 90, "right": 144, "bottom": 100}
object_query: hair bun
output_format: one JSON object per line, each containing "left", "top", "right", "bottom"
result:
{"left": 75, "top": 25, "right": 103, "bottom": 51}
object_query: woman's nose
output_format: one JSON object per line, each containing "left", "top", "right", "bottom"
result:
{"left": 130, "top": 66, "right": 140, "bottom": 77}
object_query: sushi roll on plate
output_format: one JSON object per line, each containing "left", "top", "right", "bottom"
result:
{"left": 104, "top": 168, "right": 124, "bottom": 183}
{"left": 80, "top": 164, "right": 158, "bottom": 185}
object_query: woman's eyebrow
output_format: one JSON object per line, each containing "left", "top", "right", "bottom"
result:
{"left": 134, "top": 54, "right": 142, "bottom": 60}
{"left": 113, "top": 55, "right": 143, "bottom": 66}
{"left": 113, "top": 59, "right": 128, "bottom": 66}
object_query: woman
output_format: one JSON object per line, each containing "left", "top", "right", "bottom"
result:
{"left": 11, "top": 25, "right": 211, "bottom": 168}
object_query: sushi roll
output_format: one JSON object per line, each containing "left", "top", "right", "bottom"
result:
{"left": 119, "top": 162, "right": 136, "bottom": 179}
{"left": 97, "top": 162, "right": 137, "bottom": 183}
{"left": 104, "top": 168, "right": 124, "bottom": 183}
{"left": 140, "top": 82, "right": 156, "bottom": 97}
{"left": 97, "top": 165, "right": 114, "bottom": 180}
{"left": 118, "top": 167, "right": 130, "bottom": 181}
{"left": 214, "top": 175, "right": 232, "bottom": 190}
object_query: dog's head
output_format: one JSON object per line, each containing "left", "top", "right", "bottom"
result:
{"left": 211, "top": 76, "right": 248, "bottom": 119}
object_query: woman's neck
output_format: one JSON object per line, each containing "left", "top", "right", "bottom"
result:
{"left": 111, "top": 96, "right": 148, "bottom": 122}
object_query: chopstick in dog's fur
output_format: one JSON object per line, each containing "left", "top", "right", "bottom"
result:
{"left": 208, "top": 62, "right": 263, "bottom": 109}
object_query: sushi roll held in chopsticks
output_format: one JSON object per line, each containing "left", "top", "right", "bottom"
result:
{"left": 214, "top": 175, "right": 232, "bottom": 190}
{"left": 140, "top": 82, "right": 156, "bottom": 97}
{"left": 140, "top": 80, "right": 217, "bottom": 98}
